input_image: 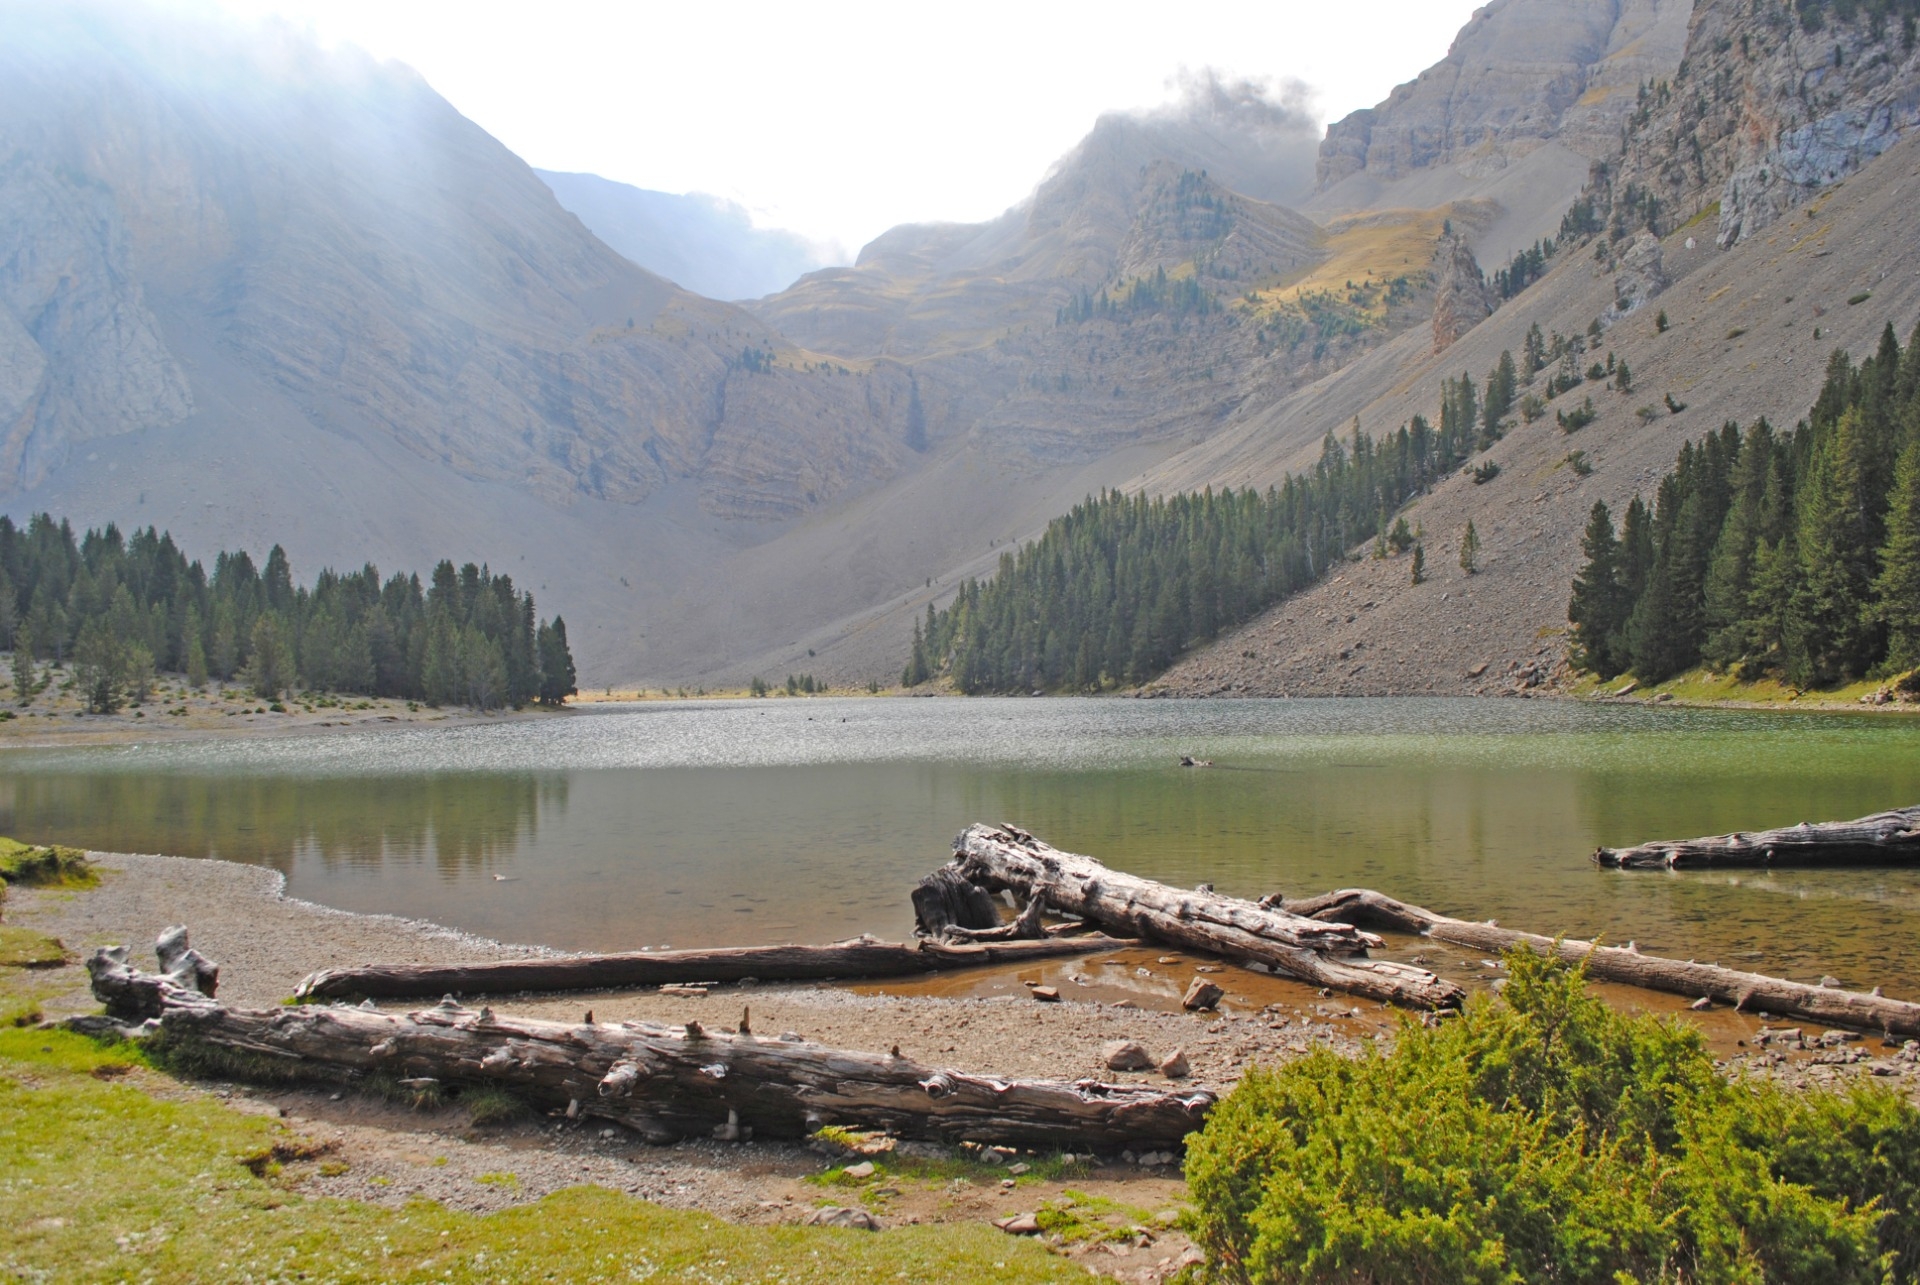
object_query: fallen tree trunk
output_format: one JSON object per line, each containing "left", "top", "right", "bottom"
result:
{"left": 949, "top": 824, "right": 1465, "bottom": 1010}
{"left": 97, "top": 934, "right": 1214, "bottom": 1149}
{"left": 294, "top": 932, "right": 1134, "bottom": 1003}
{"left": 1593, "top": 805, "right": 1920, "bottom": 869}
{"left": 1284, "top": 888, "right": 1920, "bottom": 1038}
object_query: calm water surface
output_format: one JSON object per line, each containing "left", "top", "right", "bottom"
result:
{"left": 3, "top": 698, "right": 1918, "bottom": 995}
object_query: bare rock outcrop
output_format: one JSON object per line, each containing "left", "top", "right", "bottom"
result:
{"left": 1316, "top": 0, "right": 1694, "bottom": 190}
{"left": 1432, "top": 235, "right": 1496, "bottom": 351}
{"left": 1606, "top": 230, "right": 1668, "bottom": 320}
{"left": 1607, "top": 0, "right": 1920, "bottom": 247}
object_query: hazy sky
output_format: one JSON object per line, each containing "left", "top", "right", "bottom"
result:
{"left": 209, "top": 0, "right": 1485, "bottom": 255}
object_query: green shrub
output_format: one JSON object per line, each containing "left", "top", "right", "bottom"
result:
{"left": 1184, "top": 948, "right": 1919, "bottom": 1283}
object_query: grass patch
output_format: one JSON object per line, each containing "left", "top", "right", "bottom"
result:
{"left": 0, "top": 1024, "right": 1085, "bottom": 1282}
{"left": 808, "top": 1147, "right": 1093, "bottom": 1191}
{"left": 0, "top": 926, "right": 70, "bottom": 969}
{"left": 461, "top": 1086, "right": 531, "bottom": 1126}
{"left": 1034, "top": 1189, "right": 1160, "bottom": 1246}
{"left": 1631, "top": 666, "right": 1887, "bottom": 708}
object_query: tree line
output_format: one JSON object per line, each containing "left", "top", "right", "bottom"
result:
{"left": 1569, "top": 324, "right": 1920, "bottom": 688}
{"left": 1, "top": 514, "right": 577, "bottom": 713}
{"left": 903, "top": 416, "right": 1481, "bottom": 692}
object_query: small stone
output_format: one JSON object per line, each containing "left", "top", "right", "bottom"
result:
{"left": 843, "top": 1160, "right": 877, "bottom": 1179}
{"left": 600, "top": 1128, "right": 617, "bottom": 1140}
{"left": 1157, "top": 956, "right": 1180, "bottom": 965}
{"left": 1103, "top": 1040, "right": 1155, "bottom": 1071}
{"left": 1689, "top": 997, "right": 1712, "bottom": 1011}
{"left": 1820, "top": 976, "right": 1843, "bottom": 989}
{"left": 806, "top": 1206, "right": 881, "bottom": 1231}
{"left": 1029, "top": 986, "right": 1061, "bottom": 1002}
{"left": 1194, "top": 965, "right": 1222, "bottom": 974}
{"left": 1000, "top": 1177, "right": 1016, "bottom": 1189}
{"left": 1159, "top": 1048, "right": 1191, "bottom": 1079}
{"left": 1007, "top": 1161, "right": 1030, "bottom": 1175}
{"left": 996, "top": 1213, "right": 1041, "bottom": 1235}
{"left": 1182, "top": 978, "right": 1224, "bottom": 1011}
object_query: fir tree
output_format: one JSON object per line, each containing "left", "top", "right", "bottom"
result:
{"left": 1568, "top": 503, "right": 1624, "bottom": 678}
{"left": 1411, "top": 542, "right": 1426, "bottom": 585}
{"left": 1459, "top": 521, "right": 1480, "bottom": 574}
{"left": 1872, "top": 435, "right": 1920, "bottom": 671}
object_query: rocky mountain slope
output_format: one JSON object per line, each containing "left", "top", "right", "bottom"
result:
{"left": 1309, "top": 0, "right": 1694, "bottom": 263}
{"left": 536, "top": 170, "right": 830, "bottom": 302}
{"left": 1134, "top": 0, "right": 1920, "bottom": 699}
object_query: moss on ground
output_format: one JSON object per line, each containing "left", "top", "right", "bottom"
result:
{"left": 0, "top": 837, "right": 95, "bottom": 893}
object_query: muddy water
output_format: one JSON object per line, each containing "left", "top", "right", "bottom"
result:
{"left": 2, "top": 697, "right": 1917, "bottom": 998}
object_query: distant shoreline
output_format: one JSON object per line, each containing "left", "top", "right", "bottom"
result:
{"left": 0, "top": 675, "right": 565, "bottom": 751}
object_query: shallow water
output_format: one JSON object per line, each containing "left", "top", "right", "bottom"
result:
{"left": 3, "top": 697, "right": 1918, "bottom": 995}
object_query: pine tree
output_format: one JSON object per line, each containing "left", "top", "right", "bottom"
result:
{"left": 536, "top": 616, "right": 577, "bottom": 705}
{"left": 1790, "top": 407, "right": 1880, "bottom": 685}
{"left": 1568, "top": 503, "right": 1624, "bottom": 677}
{"left": 1872, "top": 435, "right": 1920, "bottom": 671}
{"left": 1459, "top": 521, "right": 1480, "bottom": 574}
{"left": 1411, "top": 542, "right": 1426, "bottom": 585}
{"left": 11, "top": 619, "right": 35, "bottom": 703}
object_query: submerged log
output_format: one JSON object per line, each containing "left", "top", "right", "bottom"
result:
{"left": 1594, "top": 805, "right": 1920, "bottom": 869}
{"left": 1284, "top": 888, "right": 1920, "bottom": 1039}
{"left": 294, "top": 932, "right": 1133, "bottom": 1003}
{"left": 949, "top": 823, "right": 1465, "bottom": 1010}
{"left": 97, "top": 934, "right": 1214, "bottom": 1149}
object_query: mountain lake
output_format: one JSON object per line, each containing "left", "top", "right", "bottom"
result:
{"left": 3, "top": 696, "right": 1918, "bottom": 999}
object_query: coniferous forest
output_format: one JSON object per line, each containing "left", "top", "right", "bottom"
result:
{"left": 904, "top": 414, "right": 1485, "bottom": 693}
{"left": 0, "top": 514, "right": 577, "bottom": 713}
{"left": 1569, "top": 324, "right": 1920, "bottom": 688}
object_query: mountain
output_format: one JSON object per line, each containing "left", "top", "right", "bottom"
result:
{"left": 535, "top": 171, "right": 831, "bottom": 301}
{"left": 0, "top": 1, "right": 944, "bottom": 679}
{"left": 1129, "top": 0, "right": 1920, "bottom": 699}
{"left": 1309, "top": 0, "right": 1694, "bottom": 263}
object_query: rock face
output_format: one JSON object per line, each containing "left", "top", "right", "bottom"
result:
{"left": 1606, "top": 231, "right": 1668, "bottom": 320}
{"left": 1316, "top": 0, "right": 1695, "bottom": 189}
{"left": 1607, "top": 0, "right": 1920, "bottom": 246}
{"left": 1431, "top": 235, "right": 1497, "bottom": 351}
{"left": 0, "top": 4, "right": 913, "bottom": 519}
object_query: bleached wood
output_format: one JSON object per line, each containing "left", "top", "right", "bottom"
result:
{"left": 1593, "top": 805, "right": 1920, "bottom": 869}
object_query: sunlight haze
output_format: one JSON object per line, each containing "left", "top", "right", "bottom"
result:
{"left": 203, "top": 0, "right": 1486, "bottom": 255}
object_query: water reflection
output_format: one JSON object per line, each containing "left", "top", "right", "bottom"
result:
{"left": 0, "top": 772, "right": 563, "bottom": 879}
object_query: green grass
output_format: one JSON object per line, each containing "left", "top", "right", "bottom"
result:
{"left": 0, "top": 999, "right": 1083, "bottom": 1282}
{"left": 0, "top": 926, "right": 70, "bottom": 969}
{"left": 808, "top": 1146, "right": 1092, "bottom": 1192}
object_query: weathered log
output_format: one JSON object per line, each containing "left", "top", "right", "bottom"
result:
{"left": 1594, "top": 805, "right": 1920, "bottom": 869}
{"left": 1284, "top": 888, "right": 1920, "bottom": 1038}
{"left": 97, "top": 934, "right": 1215, "bottom": 1149}
{"left": 949, "top": 823, "right": 1465, "bottom": 1009}
{"left": 911, "top": 866, "right": 1003, "bottom": 938}
{"left": 293, "top": 932, "right": 1134, "bottom": 1003}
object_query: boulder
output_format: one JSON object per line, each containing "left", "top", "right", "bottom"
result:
{"left": 1103, "top": 1039, "right": 1155, "bottom": 1071}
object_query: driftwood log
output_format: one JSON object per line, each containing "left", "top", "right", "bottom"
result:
{"left": 95, "top": 934, "right": 1214, "bottom": 1148}
{"left": 1285, "top": 888, "right": 1920, "bottom": 1039}
{"left": 294, "top": 933, "right": 1136, "bottom": 1003}
{"left": 949, "top": 823, "right": 1465, "bottom": 1009}
{"left": 1594, "top": 805, "right": 1920, "bottom": 869}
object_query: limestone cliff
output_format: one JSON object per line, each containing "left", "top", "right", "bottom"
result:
{"left": 1603, "top": 0, "right": 1920, "bottom": 247}
{"left": 1431, "top": 234, "right": 1496, "bottom": 350}
{"left": 1316, "top": 0, "right": 1695, "bottom": 188}
{"left": 0, "top": 3, "right": 914, "bottom": 521}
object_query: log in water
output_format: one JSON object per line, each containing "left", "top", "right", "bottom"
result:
{"left": 293, "top": 933, "right": 1134, "bottom": 1002}
{"left": 1593, "top": 805, "right": 1920, "bottom": 869}
{"left": 1285, "top": 888, "right": 1920, "bottom": 1038}
{"left": 96, "top": 935, "right": 1215, "bottom": 1149}
{"left": 948, "top": 823, "right": 1466, "bottom": 1009}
